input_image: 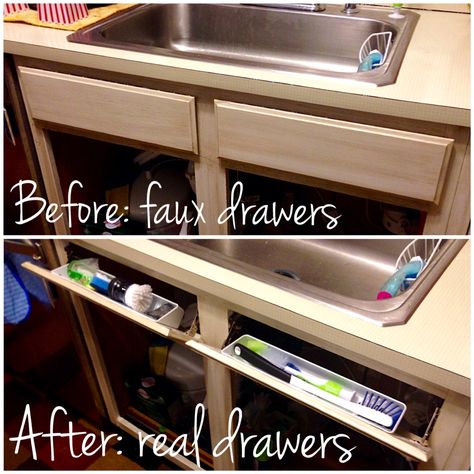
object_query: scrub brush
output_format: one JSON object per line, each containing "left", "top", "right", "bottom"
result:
{"left": 124, "top": 284, "right": 153, "bottom": 313}
{"left": 68, "top": 258, "right": 154, "bottom": 314}
{"left": 107, "top": 278, "right": 154, "bottom": 313}
{"left": 240, "top": 342, "right": 355, "bottom": 401}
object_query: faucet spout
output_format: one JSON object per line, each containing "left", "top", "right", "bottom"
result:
{"left": 256, "top": 4, "right": 326, "bottom": 12}
{"left": 342, "top": 3, "right": 359, "bottom": 14}
{"left": 313, "top": 4, "right": 326, "bottom": 12}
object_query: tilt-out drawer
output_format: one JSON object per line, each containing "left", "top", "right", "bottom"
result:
{"left": 215, "top": 100, "right": 454, "bottom": 204}
{"left": 21, "top": 261, "right": 185, "bottom": 337}
{"left": 18, "top": 67, "right": 198, "bottom": 153}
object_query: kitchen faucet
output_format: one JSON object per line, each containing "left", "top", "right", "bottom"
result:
{"left": 342, "top": 4, "right": 359, "bottom": 14}
{"left": 257, "top": 4, "right": 326, "bottom": 12}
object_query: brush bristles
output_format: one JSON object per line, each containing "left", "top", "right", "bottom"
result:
{"left": 360, "top": 391, "right": 404, "bottom": 428}
{"left": 125, "top": 284, "right": 154, "bottom": 313}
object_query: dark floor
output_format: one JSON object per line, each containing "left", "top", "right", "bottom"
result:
{"left": 4, "top": 374, "right": 181, "bottom": 471}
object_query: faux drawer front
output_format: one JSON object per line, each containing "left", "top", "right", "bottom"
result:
{"left": 19, "top": 67, "right": 198, "bottom": 153}
{"left": 215, "top": 101, "right": 454, "bottom": 203}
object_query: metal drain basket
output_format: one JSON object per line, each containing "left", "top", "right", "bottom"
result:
{"left": 359, "top": 31, "right": 393, "bottom": 66}
{"left": 395, "top": 239, "right": 444, "bottom": 286}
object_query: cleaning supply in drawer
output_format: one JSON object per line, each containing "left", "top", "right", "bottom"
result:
{"left": 66, "top": 258, "right": 98, "bottom": 285}
{"left": 233, "top": 344, "right": 393, "bottom": 427}
{"left": 67, "top": 258, "right": 153, "bottom": 312}
{"left": 284, "top": 362, "right": 356, "bottom": 401}
{"left": 243, "top": 338, "right": 355, "bottom": 401}
{"left": 223, "top": 335, "right": 406, "bottom": 433}
{"left": 105, "top": 277, "right": 153, "bottom": 313}
{"left": 60, "top": 260, "right": 183, "bottom": 327}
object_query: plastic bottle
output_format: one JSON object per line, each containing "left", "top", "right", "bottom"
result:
{"left": 67, "top": 258, "right": 99, "bottom": 286}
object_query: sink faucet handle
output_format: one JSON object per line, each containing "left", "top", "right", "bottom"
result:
{"left": 342, "top": 3, "right": 359, "bottom": 14}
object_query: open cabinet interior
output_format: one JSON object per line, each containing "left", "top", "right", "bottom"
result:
{"left": 88, "top": 304, "right": 213, "bottom": 469}
{"left": 65, "top": 242, "right": 214, "bottom": 468}
{"left": 48, "top": 131, "right": 196, "bottom": 235}
{"left": 233, "top": 375, "right": 417, "bottom": 470}
{"left": 227, "top": 170, "right": 427, "bottom": 235}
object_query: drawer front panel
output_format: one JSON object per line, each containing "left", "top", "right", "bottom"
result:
{"left": 21, "top": 261, "right": 185, "bottom": 340}
{"left": 215, "top": 101, "right": 454, "bottom": 203}
{"left": 187, "top": 340, "right": 432, "bottom": 462}
{"left": 19, "top": 67, "right": 198, "bottom": 153}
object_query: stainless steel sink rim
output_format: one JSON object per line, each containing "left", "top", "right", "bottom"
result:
{"left": 67, "top": 4, "right": 419, "bottom": 86}
{"left": 161, "top": 239, "right": 464, "bottom": 327}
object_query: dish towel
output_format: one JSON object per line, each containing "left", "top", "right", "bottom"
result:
{"left": 4, "top": 259, "right": 31, "bottom": 325}
{"left": 4, "top": 4, "right": 135, "bottom": 32}
{"left": 4, "top": 252, "right": 53, "bottom": 325}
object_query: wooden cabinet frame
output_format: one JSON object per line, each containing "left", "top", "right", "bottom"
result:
{"left": 13, "top": 56, "right": 470, "bottom": 236}
{"left": 23, "top": 239, "right": 470, "bottom": 470}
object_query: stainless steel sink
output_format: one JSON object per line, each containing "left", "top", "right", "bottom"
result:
{"left": 68, "top": 4, "right": 419, "bottom": 86}
{"left": 162, "top": 239, "right": 463, "bottom": 326}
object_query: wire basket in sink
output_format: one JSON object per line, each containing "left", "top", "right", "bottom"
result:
{"left": 359, "top": 31, "right": 393, "bottom": 66}
{"left": 395, "top": 239, "right": 443, "bottom": 280}
{"left": 377, "top": 239, "right": 444, "bottom": 300}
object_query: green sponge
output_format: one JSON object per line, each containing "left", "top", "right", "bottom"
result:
{"left": 244, "top": 339, "right": 268, "bottom": 354}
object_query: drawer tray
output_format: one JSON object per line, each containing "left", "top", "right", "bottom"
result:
{"left": 222, "top": 335, "right": 406, "bottom": 433}
{"left": 54, "top": 264, "right": 183, "bottom": 327}
{"left": 185, "top": 339, "right": 432, "bottom": 463}
{"left": 22, "top": 262, "right": 184, "bottom": 333}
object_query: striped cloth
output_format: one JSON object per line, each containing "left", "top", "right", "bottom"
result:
{"left": 3, "top": 4, "right": 29, "bottom": 17}
{"left": 38, "top": 4, "right": 88, "bottom": 25}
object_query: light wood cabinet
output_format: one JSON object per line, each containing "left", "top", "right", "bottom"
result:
{"left": 215, "top": 100, "right": 454, "bottom": 204}
{"left": 23, "top": 238, "right": 470, "bottom": 470}
{"left": 11, "top": 59, "right": 470, "bottom": 236}
{"left": 19, "top": 67, "right": 198, "bottom": 153}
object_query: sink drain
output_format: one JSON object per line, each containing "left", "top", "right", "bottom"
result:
{"left": 273, "top": 269, "right": 301, "bottom": 281}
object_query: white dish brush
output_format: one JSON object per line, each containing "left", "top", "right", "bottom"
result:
{"left": 123, "top": 283, "right": 154, "bottom": 313}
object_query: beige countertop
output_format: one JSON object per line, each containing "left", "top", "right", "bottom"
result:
{"left": 4, "top": 5, "right": 470, "bottom": 126}
{"left": 75, "top": 238, "right": 470, "bottom": 395}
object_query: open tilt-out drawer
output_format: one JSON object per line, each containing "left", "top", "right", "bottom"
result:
{"left": 23, "top": 258, "right": 434, "bottom": 464}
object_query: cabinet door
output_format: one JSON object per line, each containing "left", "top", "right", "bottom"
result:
{"left": 215, "top": 100, "right": 454, "bottom": 204}
{"left": 18, "top": 67, "right": 198, "bottom": 153}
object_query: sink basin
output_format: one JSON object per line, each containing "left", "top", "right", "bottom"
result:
{"left": 68, "top": 4, "right": 419, "bottom": 86}
{"left": 162, "top": 239, "right": 463, "bottom": 326}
